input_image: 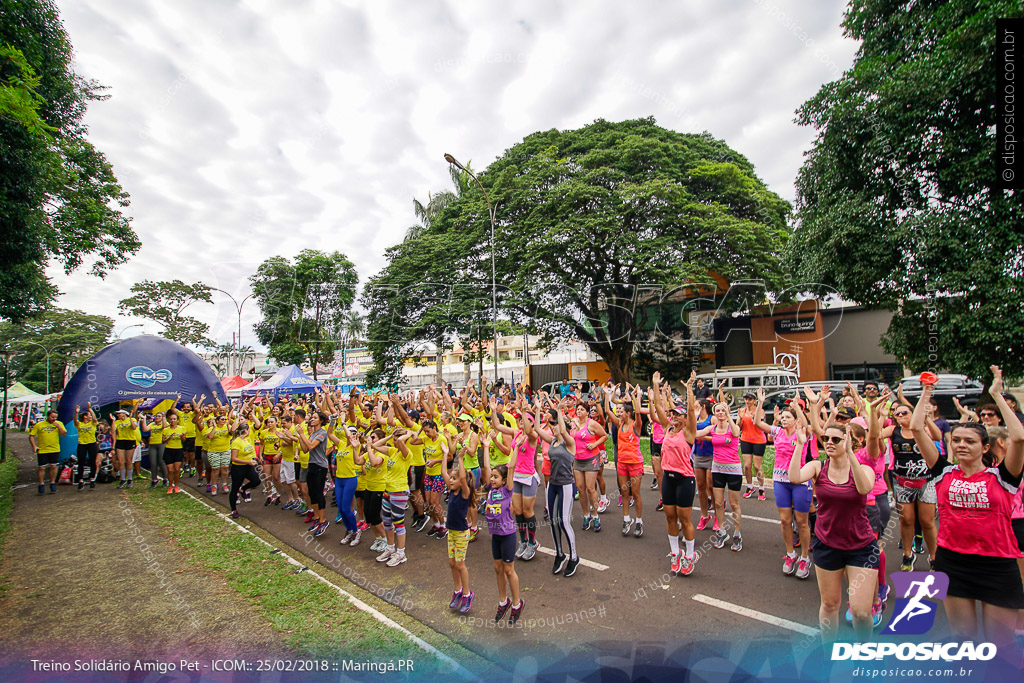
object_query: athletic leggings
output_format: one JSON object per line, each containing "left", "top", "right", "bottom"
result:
{"left": 229, "top": 464, "right": 260, "bottom": 512}
{"left": 148, "top": 444, "right": 167, "bottom": 481}
{"left": 383, "top": 490, "right": 409, "bottom": 537}
{"left": 547, "top": 483, "right": 578, "bottom": 560}
{"left": 334, "top": 476, "right": 358, "bottom": 532}
{"left": 76, "top": 442, "right": 99, "bottom": 482}
{"left": 306, "top": 463, "right": 328, "bottom": 509}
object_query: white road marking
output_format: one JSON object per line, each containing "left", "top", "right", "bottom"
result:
{"left": 741, "top": 514, "right": 781, "bottom": 525}
{"left": 692, "top": 594, "right": 818, "bottom": 636}
{"left": 536, "top": 546, "right": 609, "bottom": 571}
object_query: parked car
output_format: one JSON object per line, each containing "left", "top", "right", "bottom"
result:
{"left": 697, "top": 366, "right": 799, "bottom": 406}
{"left": 896, "top": 374, "right": 984, "bottom": 421}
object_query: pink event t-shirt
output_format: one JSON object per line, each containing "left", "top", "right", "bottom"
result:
{"left": 661, "top": 429, "right": 694, "bottom": 477}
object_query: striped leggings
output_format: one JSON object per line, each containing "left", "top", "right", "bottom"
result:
{"left": 547, "top": 483, "right": 578, "bottom": 560}
{"left": 383, "top": 490, "right": 409, "bottom": 536}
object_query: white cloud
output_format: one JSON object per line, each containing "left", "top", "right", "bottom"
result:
{"left": 48, "top": 0, "right": 858, "bottom": 349}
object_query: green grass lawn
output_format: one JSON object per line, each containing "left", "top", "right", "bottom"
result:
{"left": 0, "top": 449, "right": 19, "bottom": 599}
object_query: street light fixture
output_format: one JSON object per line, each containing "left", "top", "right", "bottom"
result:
{"left": 444, "top": 153, "right": 499, "bottom": 388}
{"left": 114, "top": 323, "right": 144, "bottom": 340}
{"left": 1, "top": 349, "right": 15, "bottom": 462}
{"left": 21, "top": 341, "right": 69, "bottom": 396}
{"left": 210, "top": 288, "right": 254, "bottom": 376}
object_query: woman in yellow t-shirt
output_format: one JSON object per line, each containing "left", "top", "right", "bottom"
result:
{"left": 228, "top": 423, "right": 261, "bottom": 519}
{"left": 111, "top": 408, "right": 139, "bottom": 489}
{"left": 203, "top": 412, "right": 234, "bottom": 497}
{"left": 369, "top": 427, "right": 413, "bottom": 566}
{"left": 329, "top": 423, "right": 365, "bottom": 545}
{"left": 259, "top": 416, "right": 283, "bottom": 505}
{"left": 146, "top": 412, "right": 168, "bottom": 489}
{"left": 410, "top": 420, "right": 451, "bottom": 537}
{"left": 73, "top": 403, "right": 100, "bottom": 490}
{"left": 276, "top": 415, "right": 300, "bottom": 509}
{"left": 162, "top": 413, "right": 188, "bottom": 493}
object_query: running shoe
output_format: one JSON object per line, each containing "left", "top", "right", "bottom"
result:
{"left": 469, "top": 527, "right": 479, "bottom": 542}
{"left": 678, "top": 554, "right": 696, "bottom": 576}
{"left": 796, "top": 558, "right": 811, "bottom": 580}
{"left": 630, "top": 496, "right": 635, "bottom": 508}
{"left": 515, "top": 541, "right": 527, "bottom": 558}
{"left": 426, "top": 526, "right": 440, "bottom": 538}
{"left": 116, "top": 480, "right": 124, "bottom": 490}
{"left": 206, "top": 484, "right": 213, "bottom": 493}
{"left": 592, "top": 517, "right": 602, "bottom": 532}
{"left": 274, "top": 496, "right": 281, "bottom": 505}
{"left": 385, "top": 552, "right": 406, "bottom": 567}
{"left": 730, "top": 534, "right": 742, "bottom": 552}
{"left": 370, "top": 538, "right": 385, "bottom": 552}
{"left": 522, "top": 541, "right": 538, "bottom": 561}
{"left": 670, "top": 552, "right": 682, "bottom": 575}
{"left": 582, "top": 516, "right": 592, "bottom": 531}
{"left": 229, "top": 510, "right": 239, "bottom": 519}
{"left": 125, "top": 480, "right": 132, "bottom": 489}
{"left": 651, "top": 478, "right": 658, "bottom": 490}
{"left": 509, "top": 600, "right": 525, "bottom": 625}
{"left": 309, "top": 521, "right": 321, "bottom": 532}
{"left": 304, "top": 511, "right": 315, "bottom": 524}
{"left": 191, "top": 467, "right": 197, "bottom": 477}
{"left": 149, "top": 479, "right": 158, "bottom": 489}
{"left": 243, "top": 491, "right": 252, "bottom": 503}
{"left": 574, "top": 490, "right": 579, "bottom": 500}
{"left": 339, "top": 530, "right": 354, "bottom": 546}
{"left": 742, "top": 486, "right": 754, "bottom": 499}
{"left": 617, "top": 495, "right": 623, "bottom": 507}
{"left": 782, "top": 555, "right": 797, "bottom": 575}
{"left": 221, "top": 483, "right": 229, "bottom": 494}
{"left": 633, "top": 521, "right": 644, "bottom": 538}
{"left": 871, "top": 602, "right": 884, "bottom": 628}
{"left": 929, "top": 558, "right": 935, "bottom": 572}
{"left": 878, "top": 584, "right": 890, "bottom": 606}
{"left": 265, "top": 496, "right": 273, "bottom": 506}
{"left": 211, "top": 487, "right": 217, "bottom": 496}
{"left": 197, "top": 477, "right": 205, "bottom": 486}
{"left": 597, "top": 498, "right": 610, "bottom": 514}
{"left": 900, "top": 555, "right": 914, "bottom": 572}
{"left": 415, "top": 515, "right": 431, "bottom": 532}
{"left": 913, "top": 535, "right": 925, "bottom": 555}
{"left": 656, "top": 499, "right": 664, "bottom": 512}
{"left": 89, "top": 481, "right": 95, "bottom": 489}
{"left": 711, "top": 530, "right": 728, "bottom": 549}
{"left": 357, "top": 521, "right": 369, "bottom": 530}
{"left": 314, "top": 521, "right": 329, "bottom": 537}
{"left": 696, "top": 515, "right": 710, "bottom": 531}
{"left": 757, "top": 489, "right": 766, "bottom": 501}
{"left": 350, "top": 529, "right": 362, "bottom": 547}
{"left": 552, "top": 554, "right": 568, "bottom": 575}
{"left": 282, "top": 500, "right": 294, "bottom": 510}
{"left": 495, "top": 600, "right": 512, "bottom": 622}
{"left": 335, "top": 514, "right": 344, "bottom": 524}
{"left": 449, "top": 589, "right": 464, "bottom": 610}
{"left": 78, "top": 481, "right": 85, "bottom": 491}
{"left": 564, "top": 556, "right": 580, "bottom": 577}
{"left": 436, "top": 527, "right": 448, "bottom": 540}
{"left": 712, "top": 515, "right": 720, "bottom": 532}
{"left": 167, "top": 486, "right": 174, "bottom": 495}
{"left": 296, "top": 503, "right": 309, "bottom": 515}
{"left": 376, "top": 547, "right": 394, "bottom": 562}
{"left": 459, "top": 590, "right": 474, "bottom": 614}
{"left": 622, "top": 519, "right": 633, "bottom": 536}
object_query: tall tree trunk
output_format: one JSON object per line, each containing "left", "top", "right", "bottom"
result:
{"left": 602, "top": 347, "right": 631, "bottom": 386}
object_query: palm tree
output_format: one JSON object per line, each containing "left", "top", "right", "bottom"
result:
{"left": 237, "top": 345, "right": 256, "bottom": 375}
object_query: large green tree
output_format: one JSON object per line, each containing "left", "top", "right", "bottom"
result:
{"left": 251, "top": 249, "right": 358, "bottom": 380}
{"left": 368, "top": 118, "right": 791, "bottom": 384}
{"left": 117, "top": 279, "right": 214, "bottom": 347}
{"left": 0, "top": 0, "right": 139, "bottom": 322}
{"left": 788, "top": 0, "right": 1024, "bottom": 381}
{"left": 0, "top": 308, "right": 112, "bottom": 393}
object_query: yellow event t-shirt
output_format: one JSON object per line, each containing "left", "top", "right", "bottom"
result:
{"left": 163, "top": 426, "right": 186, "bottom": 449}
{"left": 180, "top": 410, "right": 196, "bottom": 438}
{"left": 421, "top": 434, "right": 446, "bottom": 477}
{"left": 406, "top": 420, "right": 424, "bottom": 467}
{"left": 113, "top": 418, "right": 136, "bottom": 441}
{"left": 205, "top": 423, "right": 232, "bottom": 452}
{"left": 30, "top": 421, "right": 62, "bottom": 453}
{"left": 295, "top": 421, "right": 310, "bottom": 468}
{"left": 147, "top": 421, "right": 164, "bottom": 445}
{"left": 260, "top": 429, "right": 281, "bottom": 456}
{"left": 76, "top": 421, "right": 97, "bottom": 445}
{"left": 334, "top": 433, "right": 358, "bottom": 479}
{"left": 231, "top": 437, "right": 256, "bottom": 464}
{"left": 385, "top": 445, "right": 412, "bottom": 493}
{"left": 280, "top": 426, "right": 295, "bottom": 463}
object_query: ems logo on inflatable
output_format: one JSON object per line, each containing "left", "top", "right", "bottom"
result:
{"left": 126, "top": 366, "right": 173, "bottom": 388}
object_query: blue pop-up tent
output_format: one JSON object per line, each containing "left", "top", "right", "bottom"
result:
{"left": 242, "top": 364, "right": 320, "bottom": 401}
{"left": 57, "top": 335, "right": 225, "bottom": 423}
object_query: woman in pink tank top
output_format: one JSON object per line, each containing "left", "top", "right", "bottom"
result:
{"left": 571, "top": 402, "right": 607, "bottom": 532}
{"left": 490, "top": 397, "right": 542, "bottom": 560}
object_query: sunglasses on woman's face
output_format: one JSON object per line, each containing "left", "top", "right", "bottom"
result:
{"left": 894, "top": 411, "right": 910, "bottom": 417}
{"left": 822, "top": 436, "right": 844, "bottom": 444}
{"left": 980, "top": 412, "right": 997, "bottom": 417}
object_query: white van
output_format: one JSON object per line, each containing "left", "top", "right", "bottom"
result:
{"left": 696, "top": 365, "right": 799, "bottom": 405}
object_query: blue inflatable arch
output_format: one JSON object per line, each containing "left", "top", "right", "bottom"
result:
{"left": 57, "top": 335, "right": 225, "bottom": 423}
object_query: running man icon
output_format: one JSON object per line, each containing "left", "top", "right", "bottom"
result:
{"left": 885, "top": 572, "right": 949, "bottom": 635}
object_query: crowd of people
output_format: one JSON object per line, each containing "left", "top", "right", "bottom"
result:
{"left": 24, "top": 369, "right": 1024, "bottom": 649}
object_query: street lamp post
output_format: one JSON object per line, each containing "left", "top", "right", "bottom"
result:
{"left": 210, "top": 288, "right": 254, "bottom": 376}
{"left": 444, "top": 153, "right": 499, "bottom": 389}
{"left": 114, "top": 323, "right": 143, "bottom": 340}
{"left": 1, "top": 350, "right": 14, "bottom": 462}
{"left": 21, "top": 342, "right": 69, "bottom": 396}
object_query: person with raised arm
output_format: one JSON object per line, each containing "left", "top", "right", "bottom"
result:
{"left": 697, "top": 396, "right": 744, "bottom": 551}
{"left": 604, "top": 383, "right": 645, "bottom": 537}
{"left": 909, "top": 367, "right": 1023, "bottom": 653}
{"left": 73, "top": 403, "right": 100, "bottom": 490}
{"left": 651, "top": 370, "right": 698, "bottom": 575}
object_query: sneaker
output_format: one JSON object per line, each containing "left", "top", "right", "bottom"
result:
{"left": 357, "top": 521, "right": 369, "bottom": 530}
{"left": 190, "top": 467, "right": 197, "bottom": 477}
{"left": 634, "top": 521, "right": 643, "bottom": 538}
{"left": 211, "top": 487, "right": 217, "bottom": 496}
{"left": 509, "top": 599, "right": 525, "bottom": 625}
{"left": 712, "top": 515, "right": 720, "bottom": 532}
{"left": 459, "top": 590, "right": 475, "bottom": 614}
{"left": 573, "top": 490, "right": 579, "bottom": 501}
{"left": 617, "top": 495, "right": 623, "bottom": 507}
{"left": 757, "top": 489, "right": 766, "bottom": 501}
{"left": 125, "top": 480, "right": 132, "bottom": 489}
{"left": 339, "top": 530, "right": 354, "bottom": 546}
{"left": 116, "top": 480, "right": 124, "bottom": 490}
{"left": 928, "top": 558, "right": 935, "bottom": 572}
{"left": 742, "top": 486, "right": 754, "bottom": 499}
{"left": 426, "top": 526, "right": 440, "bottom": 538}
{"left": 282, "top": 500, "right": 295, "bottom": 510}
{"left": 436, "top": 527, "right": 448, "bottom": 540}
{"left": 656, "top": 499, "right": 664, "bottom": 512}
{"left": 197, "top": 477, "right": 205, "bottom": 486}
{"left": 630, "top": 496, "right": 635, "bottom": 508}
{"left": 878, "top": 584, "right": 890, "bottom": 606}
{"left": 221, "top": 483, "right": 229, "bottom": 494}
{"left": 592, "top": 517, "right": 602, "bottom": 533}
{"left": 469, "top": 527, "right": 479, "bottom": 542}
{"left": 913, "top": 535, "right": 925, "bottom": 555}
{"left": 564, "top": 556, "right": 580, "bottom": 577}
{"left": 229, "top": 510, "right": 239, "bottom": 519}
{"left": 370, "top": 538, "right": 385, "bottom": 552}
{"left": 495, "top": 600, "right": 512, "bottom": 622}
{"left": 78, "top": 481, "right": 85, "bottom": 491}
{"left": 731, "top": 534, "right": 743, "bottom": 552}
{"left": 515, "top": 541, "right": 527, "bottom": 558}
{"left": 678, "top": 553, "right": 696, "bottom": 576}
{"left": 670, "top": 552, "right": 682, "bottom": 574}
{"left": 265, "top": 496, "right": 273, "bottom": 507}
{"left": 871, "top": 602, "right": 884, "bottom": 628}
{"left": 335, "top": 513, "right": 344, "bottom": 524}
{"left": 295, "top": 503, "right": 308, "bottom": 515}
{"left": 597, "top": 498, "right": 610, "bottom": 514}
{"left": 522, "top": 541, "right": 538, "bottom": 561}
{"left": 385, "top": 552, "right": 407, "bottom": 567}
{"left": 782, "top": 554, "right": 797, "bottom": 575}
{"left": 796, "top": 558, "right": 811, "bottom": 579}
{"left": 900, "top": 555, "right": 914, "bottom": 572}
{"left": 552, "top": 554, "right": 568, "bottom": 575}
{"left": 415, "top": 515, "right": 431, "bottom": 532}
{"left": 622, "top": 519, "right": 633, "bottom": 536}
{"left": 711, "top": 530, "right": 728, "bottom": 549}
{"left": 304, "top": 511, "right": 315, "bottom": 523}
{"left": 582, "top": 516, "right": 592, "bottom": 531}
{"left": 89, "top": 480, "right": 95, "bottom": 489}
{"left": 696, "top": 515, "right": 710, "bottom": 531}
{"left": 376, "top": 546, "right": 394, "bottom": 562}
{"left": 350, "top": 529, "right": 362, "bottom": 546}
{"left": 243, "top": 491, "right": 252, "bottom": 503}
{"left": 449, "top": 589, "right": 464, "bottom": 610}
{"left": 651, "top": 478, "right": 658, "bottom": 490}
{"left": 149, "top": 479, "right": 158, "bottom": 489}
{"left": 206, "top": 484, "right": 213, "bottom": 493}
{"left": 166, "top": 485, "right": 174, "bottom": 494}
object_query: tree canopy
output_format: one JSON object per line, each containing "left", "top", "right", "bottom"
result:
{"left": 0, "top": 308, "right": 112, "bottom": 393}
{"left": 788, "top": 0, "right": 1024, "bottom": 381}
{"left": 365, "top": 117, "right": 791, "bottom": 384}
{"left": 117, "top": 279, "right": 214, "bottom": 348}
{"left": 0, "top": 0, "right": 139, "bottom": 322}
{"left": 250, "top": 249, "right": 358, "bottom": 380}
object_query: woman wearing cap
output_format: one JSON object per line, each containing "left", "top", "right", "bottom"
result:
{"left": 650, "top": 371, "right": 698, "bottom": 575}
{"left": 698, "top": 400, "right": 744, "bottom": 551}
{"left": 910, "top": 367, "right": 1024, "bottom": 653}
{"left": 571, "top": 398, "right": 608, "bottom": 533}
{"left": 739, "top": 393, "right": 767, "bottom": 501}
{"left": 112, "top": 407, "right": 138, "bottom": 489}
{"left": 692, "top": 398, "right": 715, "bottom": 530}
{"left": 162, "top": 413, "right": 187, "bottom": 493}
{"left": 328, "top": 420, "right": 365, "bottom": 546}
{"left": 603, "top": 384, "right": 645, "bottom": 538}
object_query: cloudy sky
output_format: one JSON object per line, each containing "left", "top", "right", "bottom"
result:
{"left": 49, "top": 0, "right": 859, "bottom": 349}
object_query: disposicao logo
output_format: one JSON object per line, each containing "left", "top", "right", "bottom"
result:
{"left": 126, "top": 366, "right": 173, "bottom": 388}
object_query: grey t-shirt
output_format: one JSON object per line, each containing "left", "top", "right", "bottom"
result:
{"left": 307, "top": 428, "right": 329, "bottom": 468}
{"left": 548, "top": 439, "right": 574, "bottom": 486}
